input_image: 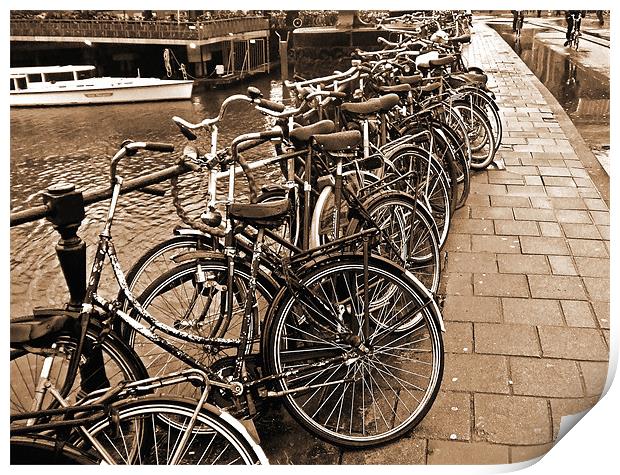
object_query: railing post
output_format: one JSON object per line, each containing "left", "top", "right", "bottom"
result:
{"left": 41, "top": 182, "right": 86, "bottom": 311}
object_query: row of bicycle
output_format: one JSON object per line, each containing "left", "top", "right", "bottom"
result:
{"left": 10, "top": 15, "right": 502, "bottom": 464}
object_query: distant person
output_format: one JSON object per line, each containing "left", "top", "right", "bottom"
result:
{"left": 511, "top": 10, "right": 524, "bottom": 33}
{"left": 564, "top": 10, "right": 582, "bottom": 46}
{"left": 596, "top": 10, "right": 604, "bottom": 25}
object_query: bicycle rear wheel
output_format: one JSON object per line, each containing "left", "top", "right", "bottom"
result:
{"left": 81, "top": 396, "right": 267, "bottom": 464}
{"left": 10, "top": 319, "right": 148, "bottom": 423}
{"left": 11, "top": 434, "right": 99, "bottom": 464}
{"left": 263, "top": 255, "right": 444, "bottom": 447}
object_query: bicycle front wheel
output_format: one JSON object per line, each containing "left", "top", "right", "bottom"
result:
{"left": 82, "top": 396, "right": 268, "bottom": 464}
{"left": 263, "top": 255, "right": 444, "bottom": 447}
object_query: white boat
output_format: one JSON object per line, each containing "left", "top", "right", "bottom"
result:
{"left": 10, "top": 65, "right": 194, "bottom": 107}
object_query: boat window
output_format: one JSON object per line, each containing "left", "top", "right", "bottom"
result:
{"left": 76, "top": 69, "right": 96, "bottom": 80}
{"left": 45, "top": 72, "right": 75, "bottom": 82}
{"left": 27, "top": 74, "right": 42, "bottom": 83}
{"left": 10, "top": 79, "right": 15, "bottom": 91}
{"left": 13, "top": 77, "right": 27, "bottom": 90}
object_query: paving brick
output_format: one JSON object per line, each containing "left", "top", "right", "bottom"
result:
{"left": 545, "top": 186, "right": 579, "bottom": 197}
{"left": 538, "top": 166, "right": 571, "bottom": 177}
{"left": 511, "top": 444, "right": 554, "bottom": 463}
{"left": 574, "top": 177, "right": 594, "bottom": 188}
{"left": 590, "top": 211, "right": 610, "bottom": 225}
{"left": 474, "top": 273, "right": 529, "bottom": 298}
{"left": 513, "top": 208, "right": 556, "bottom": 222}
{"left": 470, "top": 206, "right": 514, "bottom": 220}
{"left": 560, "top": 300, "right": 597, "bottom": 328}
{"left": 506, "top": 185, "right": 547, "bottom": 196}
{"left": 444, "top": 295, "right": 502, "bottom": 323}
{"left": 471, "top": 183, "right": 508, "bottom": 196}
{"left": 554, "top": 209, "right": 592, "bottom": 224}
{"left": 542, "top": 176, "right": 576, "bottom": 187}
{"left": 444, "top": 353, "right": 510, "bottom": 393}
{"left": 342, "top": 438, "right": 426, "bottom": 464}
{"left": 591, "top": 301, "right": 610, "bottom": 329}
{"left": 574, "top": 257, "right": 609, "bottom": 278}
{"left": 447, "top": 252, "right": 497, "bottom": 273}
{"left": 529, "top": 197, "right": 553, "bottom": 209}
{"left": 596, "top": 225, "right": 610, "bottom": 240}
{"left": 471, "top": 235, "right": 521, "bottom": 254}
{"left": 502, "top": 298, "right": 564, "bottom": 325}
{"left": 549, "top": 397, "right": 600, "bottom": 440}
{"left": 490, "top": 195, "right": 531, "bottom": 208}
{"left": 538, "top": 222, "right": 563, "bottom": 237}
{"left": 444, "top": 233, "right": 471, "bottom": 252}
{"left": 444, "top": 321, "right": 473, "bottom": 353}
{"left": 510, "top": 357, "right": 583, "bottom": 398}
{"left": 497, "top": 254, "right": 549, "bottom": 274}
{"left": 548, "top": 197, "right": 588, "bottom": 209}
{"left": 583, "top": 198, "right": 607, "bottom": 211}
{"left": 427, "top": 441, "right": 509, "bottom": 465}
{"left": 520, "top": 236, "right": 569, "bottom": 255}
{"left": 579, "top": 361, "right": 609, "bottom": 397}
{"left": 504, "top": 166, "right": 539, "bottom": 176}
{"left": 583, "top": 277, "right": 609, "bottom": 302}
{"left": 578, "top": 188, "right": 600, "bottom": 199}
{"left": 528, "top": 274, "right": 587, "bottom": 300}
{"left": 414, "top": 391, "right": 471, "bottom": 441}
{"left": 465, "top": 193, "right": 491, "bottom": 206}
{"left": 451, "top": 218, "right": 495, "bottom": 235}
{"left": 567, "top": 239, "right": 608, "bottom": 257}
{"left": 560, "top": 223, "right": 601, "bottom": 240}
{"left": 524, "top": 176, "right": 543, "bottom": 186}
{"left": 443, "top": 272, "right": 473, "bottom": 296}
{"left": 547, "top": 255, "right": 577, "bottom": 276}
{"left": 569, "top": 167, "right": 589, "bottom": 178}
{"left": 474, "top": 394, "right": 552, "bottom": 445}
{"left": 538, "top": 326, "right": 609, "bottom": 361}
{"left": 493, "top": 220, "right": 539, "bottom": 236}
{"left": 475, "top": 323, "right": 540, "bottom": 356}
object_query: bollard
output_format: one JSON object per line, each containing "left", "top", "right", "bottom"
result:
{"left": 279, "top": 39, "right": 289, "bottom": 82}
{"left": 41, "top": 182, "right": 86, "bottom": 311}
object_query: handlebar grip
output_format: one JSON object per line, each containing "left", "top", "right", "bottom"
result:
{"left": 143, "top": 142, "right": 175, "bottom": 152}
{"left": 258, "top": 129, "right": 284, "bottom": 140}
{"left": 359, "top": 65, "right": 372, "bottom": 74}
{"left": 257, "top": 98, "right": 286, "bottom": 113}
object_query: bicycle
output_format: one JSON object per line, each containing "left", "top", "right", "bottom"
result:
{"left": 10, "top": 368, "right": 268, "bottom": 464}
{"left": 565, "top": 11, "right": 582, "bottom": 50}
{"left": 12, "top": 136, "right": 446, "bottom": 448}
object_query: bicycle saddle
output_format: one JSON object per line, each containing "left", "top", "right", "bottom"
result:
{"left": 313, "top": 130, "right": 362, "bottom": 151}
{"left": 10, "top": 311, "right": 74, "bottom": 344}
{"left": 449, "top": 34, "right": 471, "bottom": 44}
{"left": 428, "top": 55, "right": 456, "bottom": 68}
{"left": 341, "top": 94, "right": 400, "bottom": 115}
{"left": 229, "top": 198, "right": 290, "bottom": 229}
{"left": 447, "top": 72, "right": 488, "bottom": 88}
{"left": 397, "top": 74, "right": 424, "bottom": 86}
{"left": 289, "top": 120, "right": 335, "bottom": 143}
{"left": 377, "top": 83, "right": 411, "bottom": 95}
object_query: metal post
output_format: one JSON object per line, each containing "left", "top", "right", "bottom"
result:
{"left": 276, "top": 31, "right": 290, "bottom": 82}
{"left": 41, "top": 183, "right": 86, "bottom": 311}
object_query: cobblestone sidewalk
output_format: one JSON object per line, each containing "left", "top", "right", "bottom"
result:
{"left": 255, "top": 20, "right": 611, "bottom": 465}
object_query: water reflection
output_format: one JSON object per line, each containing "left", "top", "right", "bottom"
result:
{"left": 492, "top": 23, "right": 609, "bottom": 147}
{"left": 10, "top": 74, "right": 285, "bottom": 316}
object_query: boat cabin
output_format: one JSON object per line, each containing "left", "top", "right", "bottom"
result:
{"left": 10, "top": 65, "right": 97, "bottom": 91}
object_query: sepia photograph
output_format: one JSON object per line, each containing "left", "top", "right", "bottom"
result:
{"left": 8, "top": 4, "right": 612, "bottom": 468}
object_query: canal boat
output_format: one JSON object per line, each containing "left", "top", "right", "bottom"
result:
{"left": 10, "top": 65, "right": 194, "bottom": 107}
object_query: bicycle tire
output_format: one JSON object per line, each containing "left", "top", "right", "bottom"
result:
{"left": 81, "top": 396, "right": 268, "bottom": 464}
{"left": 345, "top": 190, "right": 441, "bottom": 293}
{"left": 452, "top": 102, "right": 496, "bottom": 169}
{"left": 10, "top": 319, "right": 148, "bottom": 423}
{"left": 263, "top": 254, "right": 444, "bottom": 447}
{"left": 11, "top": 434, "right": 99, "bottom": 464}
{"left": 382, "top": 144, "right": 453, "bottom": 247}
{"left": 128, "top": 258, "right": 276, "bottom": 399}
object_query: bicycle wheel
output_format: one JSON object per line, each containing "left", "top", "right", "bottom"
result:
{"left": 383, "top": 144, "right": 453, "bottom": 248}
{"left": 10, "top": 319, "right": 148, "bottom": 423}
{"left": 81, "top": 396, "right": 267, "bottom": 464}
{"left": 346, "top": 191, "right": 441, "bottom": 293}
{"left": 263, "top": 254, "right": 444, "bottom": 447}
{"left": 11, "top": 434, "right": 99, "bottom": 464}
{"left": 457, "top": 87, "right": 503, "bottom": 153}
{"left": 130, "top": 258, "right": 276, "bottom": 399}
{"left": 453, "top": 102, "right": 496, "bottom": 170}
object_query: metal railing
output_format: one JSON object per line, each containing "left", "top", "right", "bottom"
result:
{"left": 10, "top": 17, "right": 270, "bottom": 42}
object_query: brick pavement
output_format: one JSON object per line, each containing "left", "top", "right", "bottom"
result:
{"left": 255, "top": 20, "right": 610, "bottom": 465}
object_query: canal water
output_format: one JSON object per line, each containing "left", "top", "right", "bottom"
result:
{"left": 491, "top": 23, "right": 610, "bottom": 156}
{"left": 9, "top": 74, "right": 285, "bottom": 316}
